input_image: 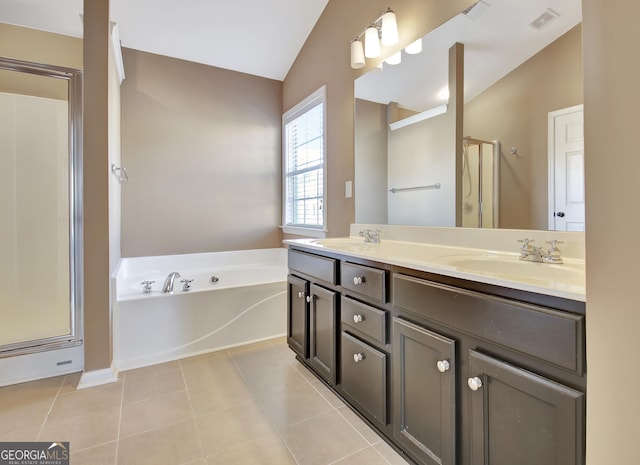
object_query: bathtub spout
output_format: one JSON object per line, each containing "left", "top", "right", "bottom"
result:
{"left": 162, "top": 272, "right": 181, "bottom": 293}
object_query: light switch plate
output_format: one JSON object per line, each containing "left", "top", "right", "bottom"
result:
{"left": 345, "top": 180, "right": 353, "bottom": 198}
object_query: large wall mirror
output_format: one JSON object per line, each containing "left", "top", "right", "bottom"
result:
{"left": 355, "top": 0, "right": 583, "bottom": 231}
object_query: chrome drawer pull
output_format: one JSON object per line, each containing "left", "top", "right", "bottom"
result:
{"left": 468, "top": 376, "right": 483, "bottom": 391}
{"left": 353, "top": 276, "right": 366, "bottom": 285}
{"left": 353, "top": 314, "right": 364, "bottom": 323}
{"left": 353, "top": 353, "right": 365, "bottom": 363}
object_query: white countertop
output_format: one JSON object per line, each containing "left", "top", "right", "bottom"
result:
{"left": 284, "top": 237, "right": 586, "bottom": 302}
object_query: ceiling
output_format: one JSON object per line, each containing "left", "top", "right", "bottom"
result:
{"left": 0, "top": 0, "right": 329, "bottom": 81}
{"left": 0, "top": 0, "right": 581, "bottom": 99}
{"left": 356, "top": 0, "right": 582, "bottom": 113}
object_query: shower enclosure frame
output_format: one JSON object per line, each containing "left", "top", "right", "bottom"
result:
{"left": 0, "top": 57, "right": 84, "bottom": 357}
{"left": 462, "top": 137, "right": 500, "bottom": 228}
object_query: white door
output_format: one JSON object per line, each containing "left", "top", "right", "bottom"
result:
{"left": 548, "top": 105, "right": 584, "bottom": 231}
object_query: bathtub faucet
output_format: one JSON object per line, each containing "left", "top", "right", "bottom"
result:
{"left": 162, "top": 272, "right": 181, "bottom": 293}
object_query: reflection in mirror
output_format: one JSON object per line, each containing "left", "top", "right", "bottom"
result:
{"left": 354, "top": 0, "right": 582, "bottom": 230}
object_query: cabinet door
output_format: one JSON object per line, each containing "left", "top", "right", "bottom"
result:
{"left": 341, "top": 332, "right": 387, "bottom": 428}
{"left": 309, "top": 284, "right": 338, "bottom": 384}
{"left": 468, "top": 350, "right": 584, "bottom": 465}
{"left": 393, "top": 318, "right": 456, "bottom": 465}
{"left": 287, "top": 275, "right": 309, "bottom": 359}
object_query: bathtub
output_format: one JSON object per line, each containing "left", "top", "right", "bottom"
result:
{"left": 112, "top": 248, "right": 288, "bottom": 370}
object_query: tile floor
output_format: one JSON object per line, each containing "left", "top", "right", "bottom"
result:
{"left": 0, "top": 338, "right": 410, "bottom": 465}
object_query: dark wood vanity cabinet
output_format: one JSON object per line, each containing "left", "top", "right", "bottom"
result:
{"left": 287, "top": 249, "right": 339, "bottom": 385}
{"left": 394, "top": 273, "right": 585, "bottom": 465}
{"left": 287, "top": 274, "right": 308, "bottom": 359}
{"left": 468, "top": 350, "right": 584, "bottom": 465}
{"left": 392, "top": 317, "right": 456, "bottom": 465}
{"left": 308, "top": 283, "right": 338, "bottom": 384}
{"left": 286, "top": 246, "right": 586, "bottom": 465}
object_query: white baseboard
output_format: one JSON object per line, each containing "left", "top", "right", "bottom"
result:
{"left": 77, "top": 364, "right": 119, "bottom": 390}
{"left": 0, "top": 345, "right": 84, "bottom": 388}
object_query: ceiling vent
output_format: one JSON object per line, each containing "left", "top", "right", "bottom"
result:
{"left": 462, "top": 1, "right": 491, "bottom": 21}
{"left": 529, "top": 9, "right": 560, "bottom": 31}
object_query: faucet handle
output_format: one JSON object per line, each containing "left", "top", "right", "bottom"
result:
{"left": 140, "top": 280, "right": 155, "bottom": 294}
{"left": 517, "top": 238, "right": 534, "bottom": 252}
{"left": 543, "top": 240, "right": 564, "bottom": 264}
{"left": 180, "top": 278, "right": 194, "bottom": 292}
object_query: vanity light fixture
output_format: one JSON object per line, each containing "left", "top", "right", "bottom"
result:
{"left": 350, "top": 39, "right": 365, "bottom": 69}
{"left": 364, "top": 25, "right": 381, "bottom": 58}
{"left": 381, "top": 9, "right": 399, "bottom": 46}
{"left": 385, "top": 51, "right": 402, "bottom": 65}
{"left": 405, "top": 38, "right": 423, "bottom": 55}
{"left": 350, "top": 7, "right": 399, "bottom": 69}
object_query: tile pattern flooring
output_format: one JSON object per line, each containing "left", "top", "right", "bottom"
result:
{"left": 0, "top": 338, "right": 409, "bottom": 465}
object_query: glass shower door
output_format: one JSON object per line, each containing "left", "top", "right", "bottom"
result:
{"left": 0, "top": 60, "right": 82, "bottom": 355}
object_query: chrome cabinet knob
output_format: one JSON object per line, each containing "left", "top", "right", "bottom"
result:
{"left": 353, "top": 276, "right": 366, "bottom": 285}
{"left": 353, "top": 314, "right": 364, "bottom": 324}
{"left": 468, "top": 376, "right": 483, "bottom": 391}
{"left": 297, "top": 291, "right": 305, "bottom": 299}
{"left": 306, "top": 296, "right": 311, "bottom": 303}
{"left": 353, "top": 353, "right": 364, "bottom": 363}
{"left": 436, "top": 360, "right": 450, "bottom": 373}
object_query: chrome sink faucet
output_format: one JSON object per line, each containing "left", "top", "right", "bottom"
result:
{"left": 162, "top": 272, "right": 181, "bottom": 293}
{"left": 359, "top": 229, "right": 381, "bottom": 243}
{"left": 518, "top": 239, "right": 564, "bottom": 264}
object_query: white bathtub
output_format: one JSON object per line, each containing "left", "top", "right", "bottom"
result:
{"left": 112, "top": 248, "right": 288, "bottom": 370}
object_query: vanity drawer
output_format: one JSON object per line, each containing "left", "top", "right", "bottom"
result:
{"left": 288, "top": 249, "right": 338, "bottom": 285}
{"left": 393, "top": 274, "right": 584, "bottom": 374}
{"left": 341, "top": 332, "right": 388, "bottom": 426}
{"left": 341, "top": 262, "right": 387, "bottom": 303}
{"left": 341, "top": 296, "right": 387, "bottom": 345}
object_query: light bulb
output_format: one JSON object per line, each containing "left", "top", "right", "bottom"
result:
{"left": 364, "top": 26, "right": 381, "bottom": 58}
{"left": 381, "top": 10, "right": 399, "bottom": 46}
{"left": 405, "top": 38, "right": 422, "bottom": 55}
{"left": 385, "top": 51, "right": 402, "bottom": 65}
{"left": 350, "top": 40, "right": 365, "bottom": 69}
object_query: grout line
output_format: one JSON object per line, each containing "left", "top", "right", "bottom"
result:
{"left": 178, "top": 359, "right": 206, "bottom": 462}
{"left": 326, "top": 444, "right": 371, "bottom": 465}
{"left": 273, "top": 427, "right": 302, "bottom": 465}
{"left": 114, "top": 371, "right": 125, "bottom": 464}
{"left": 35, "top": 375, "right": 67, "bottom": 441}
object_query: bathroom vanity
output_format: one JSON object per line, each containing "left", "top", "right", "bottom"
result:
{"left": 285, "top": 229, "right": 585, "bottom": 465}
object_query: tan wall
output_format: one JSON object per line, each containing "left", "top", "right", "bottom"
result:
{"left": 283, "top": 0, "right": 476, "bottom": 237}
{"left": 583, "top": 0, "right": 640, "bottom": 462}
{"left": 120, "top": 49, "right": 283, "bottom": 257}
{"left": 0, "top": 22, "right": 82, "bottom": 69}
{"left": 464, "top": 25, "right": 583, "bottom": 230}
{"left": 354, "top": 98, "right": 388, "bottom": 223}
{"left": 83, "top": 0, "right": 111, "bottom": 371}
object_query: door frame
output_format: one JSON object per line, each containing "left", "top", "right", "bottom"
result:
{"left": 547, "top": 104, "right": 584, "bottom": 230}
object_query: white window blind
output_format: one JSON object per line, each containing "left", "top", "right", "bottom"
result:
{"left": 283, "top": 86, "right": 326, "bottom": 235}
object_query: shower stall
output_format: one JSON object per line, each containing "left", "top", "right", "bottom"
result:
{"left": 461, "top": 137, "right": 500, "bottom": 228}
{"left": 0, "top": 57, "right": 83, "bottom": 385}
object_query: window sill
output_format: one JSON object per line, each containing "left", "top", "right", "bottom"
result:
{"left": 281, "top": 226, "right": 327, "bottom": 238}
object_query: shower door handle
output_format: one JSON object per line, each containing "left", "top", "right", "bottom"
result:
{"left": 555, "top": 211, "right": 565, "bottom": 218}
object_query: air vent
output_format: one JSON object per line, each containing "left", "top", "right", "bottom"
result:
{"left": 529, "top": 9, "right": 560, "bottom": 31}
{"left": 462, "top": 1, "right": 490, "bottom": 21}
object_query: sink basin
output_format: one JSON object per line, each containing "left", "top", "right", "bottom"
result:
{"left": 442, "top": 254, "right": 584, "bottom": 283}
{"left": 308, "top": 237, "right": 374, "bottom": 251}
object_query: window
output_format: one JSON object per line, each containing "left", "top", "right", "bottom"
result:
{"left": 282, "top": 86, "right": 327, "bottom": 236}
